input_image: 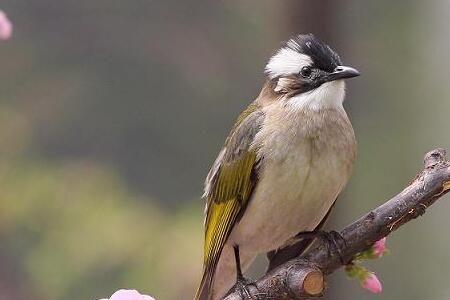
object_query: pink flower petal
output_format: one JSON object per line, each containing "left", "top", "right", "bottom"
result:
{"left": 104, "top": 289, "right": 155, "bottom": 300}
{"left": 110, "top": 290, "right": 142, "bottom": 300}
{"left": 0, "top": 10, "right": 12, "bottom": 40}
{"left": 373, "top": 237, "right": 387, "bottom": 257}
{"left": 361, "top": 273, "right": 383, "bottom": 294}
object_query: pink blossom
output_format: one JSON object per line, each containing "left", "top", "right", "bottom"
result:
{"left": 0, "top": 10, "right": 12, "bottom": 40}
{"left": 98, "top": 289, "right": 155, "bottom": 300}
{"left": 361, "top": 273, "right": 382, "bottom": 294}
{"left": 373, "top": 237, "right": 387, "bottom": 257}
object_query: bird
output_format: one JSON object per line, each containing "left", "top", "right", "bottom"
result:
{"left": 194, "top": 33, "right": 359, "bottom": 300}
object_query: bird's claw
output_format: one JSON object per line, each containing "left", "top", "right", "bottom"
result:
{"left": 231, "top": 276, "right": 258, "bottom": 300}
{"left": 294, "top": 230, "right": 347, "bottom": 264}
{"left": 319, "top": 230, "right": 347, "bottom": 264}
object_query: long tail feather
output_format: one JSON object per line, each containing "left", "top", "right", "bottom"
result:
{"left": 194, "top": 269, "right": 213, "bottom": 300}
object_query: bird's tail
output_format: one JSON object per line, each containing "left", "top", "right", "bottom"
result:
{"left": 194, "top": 246, "right": 256, "bottom": 300}
{"left": 193, "top": 269, "right": 213, "bottom": 300}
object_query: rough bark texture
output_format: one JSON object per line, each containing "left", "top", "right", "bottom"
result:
{"left": 223, "top": 148, "right": 450, "bottom": 300}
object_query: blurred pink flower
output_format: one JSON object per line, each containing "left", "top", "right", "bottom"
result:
{"left": 0, "top": 10, "right": 12, "bottom": 40}
{"left": 98, "top": 289, "right": 155, "bottom": 300}
{"left": 361, "top": 273, "right": 382, "bottom": 294}
{"left": 373, "top": 237, "right": 387, "bottom": 257}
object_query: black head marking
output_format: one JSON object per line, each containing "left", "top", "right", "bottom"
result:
{"left": 267, "top": 34, "right": 358, "bottom": 96}
{"left": 284, "top": 34, "right": 341, "bottom": 72}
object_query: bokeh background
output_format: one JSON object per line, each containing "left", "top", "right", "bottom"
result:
{"left": 1, "top": 1, "right": 450, "bottom": 299}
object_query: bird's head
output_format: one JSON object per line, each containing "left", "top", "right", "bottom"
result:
{"left": 264, "top": 34, "right": 359, "bottom": 111}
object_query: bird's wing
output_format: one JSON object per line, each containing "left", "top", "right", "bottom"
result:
{"left": 195, "top": 102, "right": 264, "bottom": 300}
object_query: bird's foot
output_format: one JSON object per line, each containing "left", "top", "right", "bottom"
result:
{"left": 317, "top": 230, "right": 347, "bottom": 264}
{"left": 295, "top": 230, "right": 347, "bottom": 264}
{"left": 230, "top": 276, "right": 258, "bottom": 300}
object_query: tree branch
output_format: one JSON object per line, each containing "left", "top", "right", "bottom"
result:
{"left": 224, "top": 148, "right": 450, "bottom": 300}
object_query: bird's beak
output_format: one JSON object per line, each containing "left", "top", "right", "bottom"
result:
{"left": 326, "top": 66, "right": 360, "bottom": 82}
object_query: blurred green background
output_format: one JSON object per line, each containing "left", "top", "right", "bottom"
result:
{"left": 1, "top": 1, "right": 450, "bottom": 299}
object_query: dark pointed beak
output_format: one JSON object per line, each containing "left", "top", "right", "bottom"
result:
{"left": 326, "top": 65, "right": 360, "bottom": 82}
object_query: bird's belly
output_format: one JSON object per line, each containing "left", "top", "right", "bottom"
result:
{"left": 229, "top": 144, "right": 349, "bottom": 253}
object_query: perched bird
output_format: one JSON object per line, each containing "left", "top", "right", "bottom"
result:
{"left": 195, "top": 34, "right": 359, "bottom": 300}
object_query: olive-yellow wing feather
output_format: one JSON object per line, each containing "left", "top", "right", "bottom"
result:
{"left": 195, "top": 102, "right": 264, "bottom": 300}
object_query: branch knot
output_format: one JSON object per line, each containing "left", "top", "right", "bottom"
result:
{"left": 424, "top": 148, "right": 447, "bottom": 169}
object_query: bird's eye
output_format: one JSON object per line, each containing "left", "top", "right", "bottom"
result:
{"left": 300, "top": 66, "right": 312, "bottom": 78}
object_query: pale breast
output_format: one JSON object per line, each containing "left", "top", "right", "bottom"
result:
{"left": 228, "top": 107, "right": 355, "bottom": 253}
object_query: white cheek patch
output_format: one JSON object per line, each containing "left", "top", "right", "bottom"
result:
{"left": 265, "top": 48, "right": 312, "bottom": 79}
